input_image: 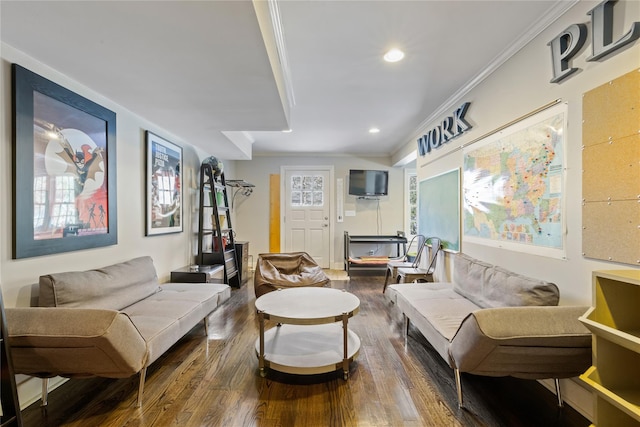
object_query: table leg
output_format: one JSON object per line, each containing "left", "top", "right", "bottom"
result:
{"left": 342, "top": 312, "right": 349, "bottom": 380}
{"left": 258, "top": 310, "right": 266, "bottom": 377}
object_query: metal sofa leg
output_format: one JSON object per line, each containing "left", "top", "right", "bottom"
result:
{"left": 204, "top": 316, "right": 209, "bottom": 336}
{"left": 403, "top": 314, "right": 409, "bottom": 346}
{"left": 554, "top": 378, "right": 564, "bottom": 407}
{"left": 455, "top": 369, "right": 464, "bottom": 408}
{"left": 41, "top": 378, "right": 49, "bottom": 406}
{"left": 136, "top": 367, "right": 147, "bottom": 408}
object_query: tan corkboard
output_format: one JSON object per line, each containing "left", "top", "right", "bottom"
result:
{"left": 582, "top": 201, "right": 640, "bottom": 264}
{"left": 269, "top": 174, "right": 281, "bottom": 252}
{"left": 583, "top": 133, "right": 640, "bottom": 202}
{"left": 583, "top": 69, "right": 640, "bottom": 147}
{"left": 582, "top": 69, "right": 640, "bottom": 266}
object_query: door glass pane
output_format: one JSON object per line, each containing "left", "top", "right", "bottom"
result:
{"left": 291, "top": 175, "right": 324, "bottom": 207}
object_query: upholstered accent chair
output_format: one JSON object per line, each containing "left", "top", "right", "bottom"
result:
{"left": 254, "top": 252, "right": 331, "bottom": 298}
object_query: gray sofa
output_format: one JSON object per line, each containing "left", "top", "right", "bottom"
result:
{"left": 386, "top": 253, "right": 591, "bottom": 407}
{"left": 6, "top": 256, "right": 231, "bottom": 407}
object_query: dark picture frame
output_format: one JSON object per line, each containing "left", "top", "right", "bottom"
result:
{"left": 145, "top": 131, "right": 183, "bottom": 236}
{"left": 12, "top": 64, "right": 117, "bottom": 258}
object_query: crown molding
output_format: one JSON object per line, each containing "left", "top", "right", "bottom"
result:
{"left": 395, "top": 0, "right": 580, "bottom": 157}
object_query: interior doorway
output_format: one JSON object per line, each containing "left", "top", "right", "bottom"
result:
{"left": 281, "top": 166, "right": 334, "bottom": 268}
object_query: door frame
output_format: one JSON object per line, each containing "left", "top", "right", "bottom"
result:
{"left": 280, "top": 165, "right": 335, "bottom": 269}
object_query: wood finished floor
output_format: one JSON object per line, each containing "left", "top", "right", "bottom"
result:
{"left": 19, "top": 274, "right": 590, "bottom": 427}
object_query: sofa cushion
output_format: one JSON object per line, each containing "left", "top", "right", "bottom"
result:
{"left": 391, "top": 283, "right": 482, "bottom": 364}
{"left": 485, "top": 266, "right": 559, "bottom": 307}
{"left": 406, "top": 294, "right": 482, "bottom": 342}
{"left": 452, "top": 253, "right": 493, "bottom": 305}
{"left": 449, "top": 306, "right": 592, "bottom": 378}
{"left": 452, "top": 253, "right": 559, "bottom": 308}
{"left": 121, "top": 282, "right": 230, "bottom": 365}
{"left": 6, "top": 308, "right": 147, "bottom": 378}
{"left": 39, "top": 256, "right": 161, "bottom": 310}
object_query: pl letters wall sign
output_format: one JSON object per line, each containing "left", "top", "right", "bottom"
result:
{"left": 548, "top": 0, "right": 640, "bottom": 83}
{"left": 417, "top": 102, "right": 472, "bottom": 156}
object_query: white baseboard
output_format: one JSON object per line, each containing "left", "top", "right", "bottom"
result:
{"left": 539, "top": 377, "right": 593, "bottom": 422}
{"left": 17, "top": 375, "right": 67, "bottom": 410}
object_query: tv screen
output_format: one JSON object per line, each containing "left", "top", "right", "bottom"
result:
{"left": 348, "top": 169, "right": 389, "bottom": 196}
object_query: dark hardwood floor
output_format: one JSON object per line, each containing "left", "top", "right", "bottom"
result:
{"left": 19, "top": 274, "right": 590, "bottom": 427}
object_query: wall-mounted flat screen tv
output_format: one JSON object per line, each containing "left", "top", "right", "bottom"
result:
{"left": 348, "top": 169, "right": 389, "bottom": 196}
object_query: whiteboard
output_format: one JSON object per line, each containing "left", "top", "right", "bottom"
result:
{"left": 418, "top": 168, "right": 460, "bottom": 252}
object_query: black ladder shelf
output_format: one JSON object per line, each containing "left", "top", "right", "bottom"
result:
{"left": 197, "top": 165, "right": 240, "bottom": 287}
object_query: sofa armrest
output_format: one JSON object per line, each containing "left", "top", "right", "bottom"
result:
{"left": 449, "top": 306, "right": 592, "bottom": 378}
{"left": 6, "top": 307, "right": 148, "bottom": 378}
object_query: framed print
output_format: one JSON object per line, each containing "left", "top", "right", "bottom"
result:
{"left": 146, "top": 131, "right": 183, "bottom": 235}
{"left": 12, "top": 64, "right": 117, "bottom": 259}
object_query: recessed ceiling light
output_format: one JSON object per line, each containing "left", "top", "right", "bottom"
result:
{"left": 383, "top": 48, "right": 404, "bottom": 63}
{"left": 369, "top": 127, "right": 380, "bottom": 134}
{"left": 282, "top": 128, "right": 292, "bottom": 133}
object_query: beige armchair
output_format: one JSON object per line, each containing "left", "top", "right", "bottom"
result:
{"left": 254, "top": 252, "right": 330, "bottom": 298}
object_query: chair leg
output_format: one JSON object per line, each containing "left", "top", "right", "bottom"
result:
{"left": 41, "top": 378, "right": 49, "bottom": 406}
{"left": 383, "top": 268, "right": 391, "bottom": 293}
{"left": 136, "top": 367, "right": 147, "bottom": 408}
{"left": 455, "top": 368, "right": 464, "bottom": 408}
{"left": 554, "top": 378, "right": 564, "bottom": 407}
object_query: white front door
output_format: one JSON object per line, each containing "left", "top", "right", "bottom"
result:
{"left": 282, "top": 167, "right": 332, "bottom": 268}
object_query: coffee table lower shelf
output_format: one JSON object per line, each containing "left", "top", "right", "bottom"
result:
{"left": 255, "top": 323, "right": 360, "bottom": 379}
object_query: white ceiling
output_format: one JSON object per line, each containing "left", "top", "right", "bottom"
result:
{"left": 1, "top": 1, "right": 574, "bottom": 161}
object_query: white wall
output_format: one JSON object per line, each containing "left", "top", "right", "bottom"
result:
{"left": 234, "top": 155, "right": 406, "bottom": 269}
{"left": 2, "top": 44, "right": 195, "bottom": 306}
{"left": 401, "top": 1, "right": 640, "bottom": 419}
{"left": 409, "top": 0, "right": 640, "bottom": 305}
{"left": 0, "top": 44, "right": 235, "bottom": 407}
{"left": 3, "top": 0, "right": 638, "bottom": 416}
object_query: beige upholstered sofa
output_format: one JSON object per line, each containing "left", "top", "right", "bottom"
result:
{"left": 386, "top": 253, "right": 591, "bottom": 408}
{"left": 254, "top": 252, "right": 330, "bottom": 297}
{"left": 6, "top": 256, "right": 230, "bottom": 407}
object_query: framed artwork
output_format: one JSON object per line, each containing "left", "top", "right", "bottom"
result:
{"left": 12, "top": 64, "right": 117, "bottom": 259}
{"left": 145, "top": 131, "right": 183, "bottom": 235}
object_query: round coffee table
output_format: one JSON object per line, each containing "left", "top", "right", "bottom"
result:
{"left": 254, "top": 287, "right": 360, "bottom": 380}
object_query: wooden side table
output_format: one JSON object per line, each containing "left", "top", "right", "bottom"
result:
{"left": 171, "top": 265, "right": 224, "bottom": 284}
{"left": 235, "top": 241, "right": 249, "bottom": 286}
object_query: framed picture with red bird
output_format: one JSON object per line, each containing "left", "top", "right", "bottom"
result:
{"left": 12, "top": 64, "right": 117, "bottom": 258}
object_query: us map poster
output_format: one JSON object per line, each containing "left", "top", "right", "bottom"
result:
{"left": 462, "top": 103, "right": 567, "bottom": 258}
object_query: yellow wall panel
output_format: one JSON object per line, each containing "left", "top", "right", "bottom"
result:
{"left": 269, "top": 174, "right": 280, "bottom": 253}
{"left": 583, "top": 69, "right": 640, "bottom": 147}
{"left": 582, "top": 133, "right": 640, "bottom": 202}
